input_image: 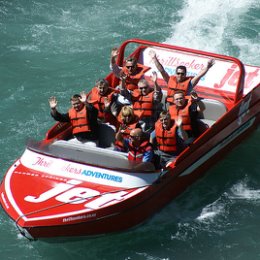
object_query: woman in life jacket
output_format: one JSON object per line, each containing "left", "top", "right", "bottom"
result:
{"left": 114, "top": 105, "right": 141, "bottom": 151}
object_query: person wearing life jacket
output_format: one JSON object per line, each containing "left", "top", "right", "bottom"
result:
{"left": 110, "top": 47, "right": 151, "bottom": 91}
{"left": 151, "top": 111, "right": 188, "bottom": 168}
{"left": 116, "top": 128, "right": 155, "bottom": 171}
{"left": 114, "top": 105, "right": 141, "bottom": 151}
{"left": 49, "top": 93, "right": 98, "bottom": 144}
{"left": 168, "top": 90, "right": 205, "bottom": 141}
{"left": 149, "top": 49, "right": 215, "bottom": 102}
{"left": 119, "top": 71, "right": 163, "bottom": 133}
{"left": 87, "top": 78, "right": 119, "bottom": 126}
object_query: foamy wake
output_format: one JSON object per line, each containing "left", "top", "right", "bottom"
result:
{"left": 166, "top": 0, "right": 259, "bottom": 65}
{"left": 229, "top": 181, "right": 260, "bottom": 201}
{"left": 196, "top": 198, "right": 225, "bottom": 221}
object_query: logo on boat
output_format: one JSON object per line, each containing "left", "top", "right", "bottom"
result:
{"left": 63, "top": 213, "right": 96, "bottom": 223}
{"left": 24, "top": 179, "right": 137, "bottom": 214}
{"left": 61, "top": 164, "right": 122, "bottom": 183}
{"left": 82, "top": 170, "right": 122, "bottom": 183}
{"left": 32, "top": 156, "right": 53, "bottom": 168}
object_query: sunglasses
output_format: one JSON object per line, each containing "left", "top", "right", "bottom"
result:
{"left": 126, "top": 65, "right": 135, "bottom": 69}
{"left": 130, "top": 135, "right": 141, "bottom": 139}
{"left": 176, "top": 72, "right": 185, "bottom": 75}
{"left": 139, "top": 86, "right": 148, "bottom": 90}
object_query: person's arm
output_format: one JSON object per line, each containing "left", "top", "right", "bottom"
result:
{"left": 110, "top": 47, "right": 122, "bottom": 78}
{"left": 151, "top": 71, "right": 162, "bottom": 103}
{"left": 48, "top": 96, "right": 70, "bottom": 122}
{"left": 191, "top": 59, "right": 215, "bottom": 87}
{"left": 149, "top": 49, "right": 170, "bottom": 83}
{"left": 175, "top": 117, "right": 188, "bottom": 141}
{"left": 190, "top": 91, "right": 205, "bottom": 113}
{"left": 142, "top": 149, "right": 154, "bottom": 163}
{"left": 119, "top": 78, "right": 132, "bottom": 102}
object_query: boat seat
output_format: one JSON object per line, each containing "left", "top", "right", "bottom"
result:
{"left": 98, "top": 123, "right": 116, "bottom": 148}
{"left": 197, "top": 98, "right": 227, "bottom": 127}
{"left": 48, "top": 140, "right": 132, "bottom": 170}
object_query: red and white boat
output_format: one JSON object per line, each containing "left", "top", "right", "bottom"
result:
{"left": 0, "top": 39, "right": 259, "bottom": 239}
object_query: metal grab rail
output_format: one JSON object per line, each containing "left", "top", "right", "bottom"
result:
{"left": 116, "top": 38, "right": 245, "bottom": 104}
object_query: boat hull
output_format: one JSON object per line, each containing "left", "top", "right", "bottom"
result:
{"left": 1, "top": 39, "right": 259, "bottom": 239}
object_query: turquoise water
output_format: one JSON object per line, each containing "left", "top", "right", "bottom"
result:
{"left": 0, "top": 0, "right": 260, "bottom": 259}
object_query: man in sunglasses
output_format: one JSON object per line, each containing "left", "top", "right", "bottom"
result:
{"left": 149, "top": 49, "right": 214, "bottom": 99}
{"left": 119, "top": 71, "right": 162, "bottom": 133}
{"left": 115, "top": 128, "right": 155, "bottom": 171}
{"left": 110, "top": 47, "right": 150, "bottom": 91}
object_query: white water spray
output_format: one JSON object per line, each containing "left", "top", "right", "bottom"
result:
{"left": 166, "top": 0, "right": 260, "bottom": 65}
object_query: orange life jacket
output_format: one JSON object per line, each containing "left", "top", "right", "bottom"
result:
{"left": 121, "top": 63, "right": 150, "bottom": 91}
{"left": 114, "top": 111, "right": 141, "bottom": 150}
{"left": 116, "top": 116, "right": 140, "bottom": 138}
{"left": 167, "top": 76, "right": 193, "bottom": 99}
{"left": 168, "top": 97, "right": 192, "bottom": 131}
{"left": 155, "top": 120, "right": 177, "bottom": 153}
{"left": 128, "top": 140, "right": 153, "bottom": 162}
{"left": 68, "top": 107, "right": 91, "bottom": 134}
{"left": 88, "top": 87, "right": 116, "bottom": 119}
{"left": 132, "top": 89, "right": 154, "bottom": 117}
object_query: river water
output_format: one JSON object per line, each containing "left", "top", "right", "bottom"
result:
{"left": 0, "top": 0, "right": 260, "bottom": 259}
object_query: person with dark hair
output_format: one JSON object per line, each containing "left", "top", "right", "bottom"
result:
{"left": 87, "top": 78, "right": 119, "bottom": 125}
{"left": 119, "top": 71, "right": 163, "bottom": 133}
{"left": 149, "top": 49, "right": 215, "bottom": 99}
{"left": 168, "top": 90, "right": 205, "bottom": 141}
{"left": 49, "top": 92, "right": 98, "bottom": 144}
{"left": 152, "top": 111, "right": 188, "bottom": 168}
{"left": 110, "top": 47, "right": 151, "bottom": 91}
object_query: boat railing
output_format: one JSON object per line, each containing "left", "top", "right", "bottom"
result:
{"left": 113, "top": 38, "right": 245, "bottom": 104}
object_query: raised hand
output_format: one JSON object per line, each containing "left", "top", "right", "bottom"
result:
{"left": 151, "top": 71, "right": 157, "bottom": 83}
{"left": 190, "top": 91, "right": 199, "bottom": 101}
{"left": 48, "top": 96, "right": 57, "bottom": 109}
{"left": 79, "top": 91, "right": 87, "bottom": 103}
{"left": 148, "top": 49, "right": 157, "bottom": 60}
{"left": 175, "top": 116, "right": 183, "bottom": 127}
{"left": 119, "top": 71, "right": 127, "bottom": 81}
{"left": 104, "top": 97, "right": 111, "bottom": 108}
{"left": 111, "top": 47, "right": 119, "bottom": 59}
{"left": 207, "top": 59, "right": 215, "bottom": 69}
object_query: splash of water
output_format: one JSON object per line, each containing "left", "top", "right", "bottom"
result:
{"left": 166, "top": 0, "right": 259, "bottom": 65}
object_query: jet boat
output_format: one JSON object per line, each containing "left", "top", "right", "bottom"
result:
{"left": 0, "top": 39, "right": 259, "bottom": 239}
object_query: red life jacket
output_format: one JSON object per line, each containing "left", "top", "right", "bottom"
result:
{"left": 121, "top": 63, "right": 151, "bottom": 91}
{"left": 155, "top": 120, "right": 177, "bottom": 153}
{"left": 167, "top": 76, "right": 193, "bottom": 100}
{"left": 68, "top": 107, "right": 91, "bottom": 134}
{"left": 132, "top": 89, "right": 154, "bottom": 117}
{"left": 128, "top": 140, "right": 153, "bottom": 162}
{"left": 88, "top": 87, "right": 117, "bottom": 119}
{"left": 116, "top": 115, "right": 140, "bottom": 139}
{"left": 168, "top": 97, "right": 192, "bottom": 131}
